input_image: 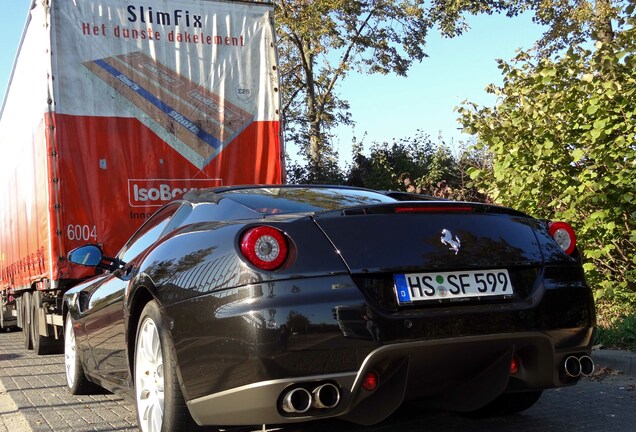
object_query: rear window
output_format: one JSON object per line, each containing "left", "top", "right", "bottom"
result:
{"left": 220, "top": 187, "right": 396, "bottom": 215}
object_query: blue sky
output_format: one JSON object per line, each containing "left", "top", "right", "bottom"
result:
{"left": 1, "top": 1, "right": 544, "bottom": 162}
{"left": 1, "top": 1, "right": 31, "bottom": 106}
{"left": 329, "top": 12, "right": 545, "bottom": 159}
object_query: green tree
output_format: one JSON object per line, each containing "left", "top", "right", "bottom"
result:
{"left": 512, "top": 0, "right": 619, "bottom": 53}
{"left": 426, "top": 0, "right": 621, "bottom": 54}
{"left": 277, "top": 1, "right": 625, "bottom": 180}
{"left": 346, "top": 131, "right": 435, "bottom": 190}
{"left": 405, "top": 143, "right": 493, "bottom": 202}
{"left": 276, "top": 0, "right": 429, "bottom": 176}
{"left": 285, "top": 151, "right": 346, "bottom": 184}
{"left": 458, "top": 4, "right": 636, "bottom": 323}
{"left": 344, "top": 131, "right": 490, "bottom": 201}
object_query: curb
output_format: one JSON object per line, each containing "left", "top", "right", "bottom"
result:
{"left": 592, "top": 349, "right": 636, "bottom": 377}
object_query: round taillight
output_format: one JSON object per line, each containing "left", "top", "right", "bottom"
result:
{"left": 240, "top": 226, "right": 288, "bottom": 270}
{"left": 548, "top": 221, "right": 577, "bottom": 255}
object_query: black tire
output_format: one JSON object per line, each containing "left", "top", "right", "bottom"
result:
{"left": 32, "top": 291, "right": 62, "bottom": 355}
{"left": 0, "top": 299, "right": 4, "bottom": 330}
{"left": 22, "top": 292, "right": 33, "bottom": 350}
{"left": 464, "top": 390, "right": 543, "bottom": 418}
{"left": 0, "top": 298, "right": 18, "bottom": 332}
{"left": 134, "top": 301, "right": 203, "bottom": 432}
{"left": 0, "top": 300, "right": 10, "bottom": 331}
{"left": 64, "top": 313, "right": 100, "bottom": 395}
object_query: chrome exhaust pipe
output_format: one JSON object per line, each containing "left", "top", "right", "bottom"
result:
{"left": 579, "top": 355, "right": 595, "bottom": 377}
{"left": 564, "top": 355, "right": 582, "bottom": 378}
{"left": 312, "top": 383, "right": 340, "bottom": 409}
{"left": 281, "top": 388, "right": 312, "bottom": 414}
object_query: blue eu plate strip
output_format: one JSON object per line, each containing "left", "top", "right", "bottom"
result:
{"left": 394, "top": 274, "right": 411, "bottom": 304}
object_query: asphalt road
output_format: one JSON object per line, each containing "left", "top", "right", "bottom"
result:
{"left": 1, "top": 329, "right": 634, "bottom": 432}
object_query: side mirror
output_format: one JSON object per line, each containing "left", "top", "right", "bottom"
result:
{"left": 68, "top": 245, "right": 103, "bottom": 267}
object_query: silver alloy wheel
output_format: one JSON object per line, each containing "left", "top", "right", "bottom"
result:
{"left": 135, "top": 316, "right": 165, "bottom": 432}
{"left": 64, "top": 314, "right": 76, "bottom": 389}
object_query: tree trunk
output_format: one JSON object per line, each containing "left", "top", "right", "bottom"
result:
{"left": 594, "top": 0, "right": 614, "bottom": 43}
{"left": 302, "top": 39, "right": 322, "bottom": 167}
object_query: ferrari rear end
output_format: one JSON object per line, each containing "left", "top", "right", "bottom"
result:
{"left": 160, "top": 191, "right": 594, "bottom": 426}
{"left": 308, "top": 202, "right": 594, "bottom": 422}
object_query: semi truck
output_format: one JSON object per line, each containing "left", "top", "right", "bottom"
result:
{"left": 0, "top": 0, "right": 282, "bottom": 354}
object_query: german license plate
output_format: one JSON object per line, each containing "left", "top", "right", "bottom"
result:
{"left": 394, "top": 269, "right": 513, "bottom": 304}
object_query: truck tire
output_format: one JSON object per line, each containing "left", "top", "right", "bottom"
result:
{"left": 134, "top": 301, "right": 201, "bottom": 432}
{"left": 32, "top": 291, "right": 62, "bottom": 355}
{"left": 0, "top": 303, "right": 6, "bottom": 331}
{"left": 0, "top": 304, "right": 17, "bottom": 332}
{"left": 22, "top": 292, "right": 33, "bottom": 350}
{"left": 64, "top": 314, "right": 100, "bottom": 395}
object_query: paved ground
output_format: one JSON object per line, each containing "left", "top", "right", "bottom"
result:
{"left": 1, "top": 329, "right": 634, "bottom": 432}
{"left": 0, "top": 330, "right": 137, "bottom": 432}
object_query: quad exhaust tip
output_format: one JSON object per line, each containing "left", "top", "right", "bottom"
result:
{"left": 312, "top": 383, "right": 340, "bottom": 409}
{"left": 563, "top": 355, "right": 594, "bottom": 378}
{"left": 281, "top": 382, "right": 341, "bottom": 414}
{"left": 281, "top": 387, "right": 312, "bottom": 414}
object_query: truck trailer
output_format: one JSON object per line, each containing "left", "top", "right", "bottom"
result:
{"left": 0, "top": 0, "right": 282, "bottom": 354}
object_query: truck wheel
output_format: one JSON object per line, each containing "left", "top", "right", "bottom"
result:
{"left": 0, "top": 302, "right": 5, "bottom": 331}
{"left": 32, "top": 291, "right": 62, "bottom": 355}
{"left": 22, "top": 293, "right": 33, "bottom": 350}
{"left": 64, "top": 314, "right": 99, "bottom": 395}
{"left": 134, "top": 301, "right": 200, "bottom": 432}
{"left": 0, "top": 300, "right": 18, "bottom": 332}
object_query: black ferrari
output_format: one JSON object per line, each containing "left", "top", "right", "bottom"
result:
{"left": 63, "top": 185, "right": 595, "bottom": 432}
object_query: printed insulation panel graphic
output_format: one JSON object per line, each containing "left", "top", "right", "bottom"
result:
{"left": 83, "top": 51, "right": 254, "bottom": 168}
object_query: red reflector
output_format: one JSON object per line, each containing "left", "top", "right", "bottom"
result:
{"left": 510, "top": 357, "right": 520, "bottom": 375}
{"left": 395, "top": 206, "right": 473, "bottom": 213}
{"left": 548, "top": 221, "right": 576, "bottom": 255}
{"left": 362, "top": 372, "right": 378, "bottom": 391}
